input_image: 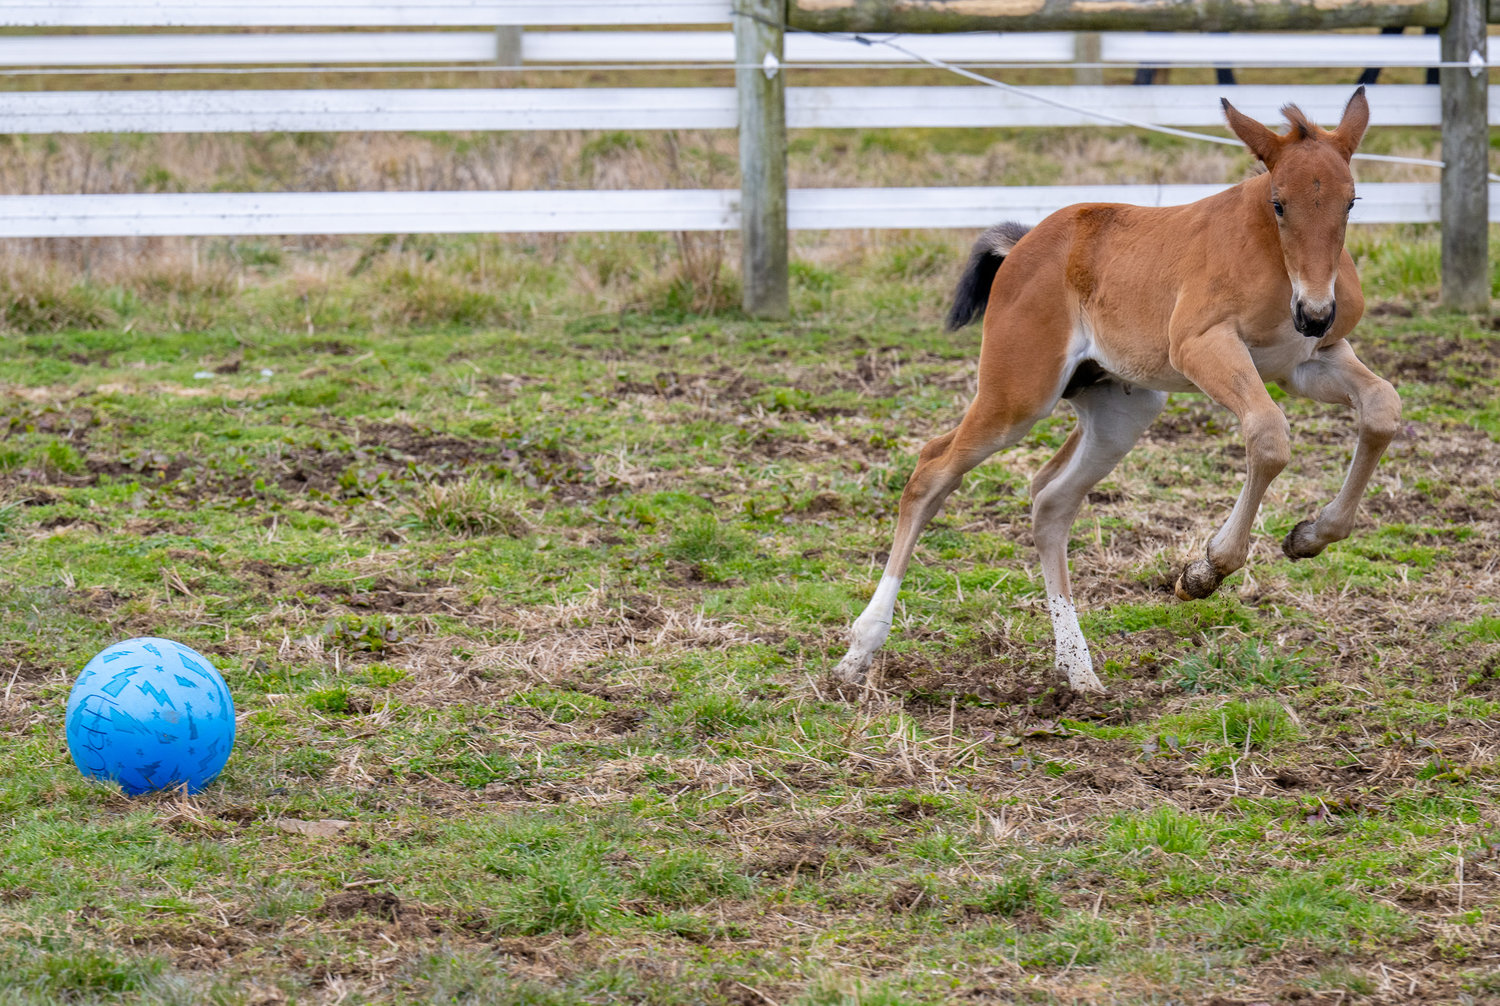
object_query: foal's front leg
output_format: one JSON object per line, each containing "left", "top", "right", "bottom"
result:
{"left": 1277, "top": 340, "right": 1401, "bottom": 558}
{"left": 1170, "top": 323, "right": 1291, "bottom": 600}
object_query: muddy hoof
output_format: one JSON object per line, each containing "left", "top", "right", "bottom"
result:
{"left": 831, "top": 651, "right": 870, "bottom": 685}
{"left": 1282, "top": 519, "right": 1325, "bottom": 560}
{"left": 1066, "top": 671, "right": 1106, "bottom": 694}
{"left": 1174, "top": 558, "right": 1223, "bottom": 601}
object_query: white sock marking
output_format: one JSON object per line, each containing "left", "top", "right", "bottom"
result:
{"left": 850, "top": 574, "right": 901, "bottom": 650}
{"left": 1048, "top": 594, "right": 1101, "bottom": 691}
{"left": 835, "top": 575, "right": 902, "bottom": 681}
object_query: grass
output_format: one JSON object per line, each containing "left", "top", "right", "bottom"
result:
{"left": 964, "top": 872, "right": 1060, "bottom": 918}
{"left": 1107, "top": 805, "right": 1211, "bottom": 855}
{"left": 408, "top": 476, "right": 533, "bottom": 538}
{"left": 1173, "top": 640, "right": 1315, "bottom": 693}
{"left": 0, "top": 120, "right": 1495, "bottom": 1003}
{"left": 1210, "top": 872, "right": 1412, "bottom": 952}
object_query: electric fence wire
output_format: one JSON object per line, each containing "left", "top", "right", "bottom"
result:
{"left": 773, "top": 23, "right": 1489, "bottom": 176}
{"left": 724, "top": 6, "right": 1491, "bottom": 177}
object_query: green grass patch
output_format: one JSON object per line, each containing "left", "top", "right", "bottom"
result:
{"left": 1106, "top": 806, "right": 1211, "bottom": 856}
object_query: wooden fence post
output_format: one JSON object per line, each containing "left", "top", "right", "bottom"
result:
{"left": 495, "top": 26, "right": 522, "bottom": 67}
{"left": 1440, "top": 0, "right": 1489, "bottom": 311}
{"left": 1073, "top": 33, "right": 1103, "bottom": 85}
{"left": 735, "top": 0, "right": 789, "bottom": 319}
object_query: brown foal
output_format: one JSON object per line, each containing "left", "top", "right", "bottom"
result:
{"left": 836, "top": 87, "right": 1400, "bottom": 693}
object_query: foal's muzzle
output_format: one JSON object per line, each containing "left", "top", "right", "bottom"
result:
{"left": 1293, "top": 300, "right": 1335, "bottom": 339}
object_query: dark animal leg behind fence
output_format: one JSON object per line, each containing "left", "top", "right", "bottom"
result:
{"left": 1358, "top": 26, "right": 1440, "bottom": 86}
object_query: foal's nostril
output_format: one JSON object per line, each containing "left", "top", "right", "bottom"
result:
{"left": 1294, "top": 300, "right": 1335, "bottom": 338}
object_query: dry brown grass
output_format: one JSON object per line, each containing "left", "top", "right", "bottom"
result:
{"left": 251, "top": 581, "right": 758, "bottom": 701}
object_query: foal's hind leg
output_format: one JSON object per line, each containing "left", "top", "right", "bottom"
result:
{"left": 1277, "top": 341, "right": 1400, "bottom": 558}
{"left": 1031, "top": 381, "right": 1166, "bottom": 691}
{"left": 833, "top": 419, "right": 1030, "bottom": 683}
{"left": 834, "top": 382, "right": 1056, "bottom": 689}
{"left": 835, "top": 272, "right": 1074, "bottom": 685}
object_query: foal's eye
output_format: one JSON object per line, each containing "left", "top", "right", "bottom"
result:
{"left": 1271, "top": 200, "right": 1285, "bottom": 218}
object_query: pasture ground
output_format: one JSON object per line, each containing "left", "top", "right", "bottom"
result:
{"left": 0, "top": 223, "right": 1497, "bottom": 1005}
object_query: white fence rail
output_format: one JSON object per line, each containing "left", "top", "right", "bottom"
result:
{"left": 0, "top": 31, "right": 1446, "bottom": 68}
{"left": 0, "top": 183, "right": 1467, "bottom": 238}
{"left": 0, "top": 1, "right": 734, "bottom": 27}
{"left": 0, "top": 32, "right": 510, "bottom": 67}
{"left": 1097, "top": 32, "right": 1437, "bottom": 66}
{"left": 0, "top": 85, "right": 1463, "bottom": 134}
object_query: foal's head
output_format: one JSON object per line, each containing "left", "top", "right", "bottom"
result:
{"left": 1222, "top": 88, "right": 1370, "bottom": 339}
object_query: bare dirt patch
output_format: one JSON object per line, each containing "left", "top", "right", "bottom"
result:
{"left": 0, "top": 405, "right": 98, "bottom": 437}
{"left": 314, "top": 889, "right": 455, "bottom": 941}
{"left": 1359, "top": 334, "right": 1500, "bottom": 391}
{"left": 872, "top": 631, "right": 1177, "bottom": 729}
{"left": 614, "top": 365, "right": 764, "bottom": 404}
{"left": 287, "top": 576, "right": 464, "bottom": 615}
{"left": 10, "top": 421, "right": 596, "bottom": 502}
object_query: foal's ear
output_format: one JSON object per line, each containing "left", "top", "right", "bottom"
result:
{"left": 1331, "top": 85, "right": 1370, "bottom": 160}
{"left": 1222, "top": 98, "right": 1283, "bottom": 167}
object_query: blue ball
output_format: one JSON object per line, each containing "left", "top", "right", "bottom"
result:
{"left": 65, "top": 637, "right": 235, "bottom": 796}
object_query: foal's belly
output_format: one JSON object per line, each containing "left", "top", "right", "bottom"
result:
{"left": 1084, "top": 332, "right": 1197, "bottom": 394}
{"left": 1085, "top": 322, "right": 1321, "bottom": 396}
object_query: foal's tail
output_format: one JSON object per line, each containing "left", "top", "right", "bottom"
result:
{"left": 944, "top": 221, "right": 1032, "bottom": 331}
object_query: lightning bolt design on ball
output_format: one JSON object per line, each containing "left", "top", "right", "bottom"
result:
{"left": 137, "top": 680, "right": 176, "bottom": 709}
{"left": 101, "top": 668, "right": 139, "bottom": 698}
{"left": 176, "top": 652, "right": 212, "bottom": 678}
{"left": 107, "top": 707, "right": 151, "bottom": 734}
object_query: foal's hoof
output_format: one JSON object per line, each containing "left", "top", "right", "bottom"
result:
{"left": 1282, "top": 519, "right": 1326, "bottom": 561}
{"left": 831, "top": 650, "right": 871, "bottom": 685}
{"left": 1065, "top": 668, "right": 1107, "bottom": 694}
{"left": 1174, "top": 558, "right": 1223, "bottom": 601}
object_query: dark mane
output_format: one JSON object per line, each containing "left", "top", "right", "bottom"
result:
{"left": 1280, "top": 104, "right": 1313, "bottom": 140}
